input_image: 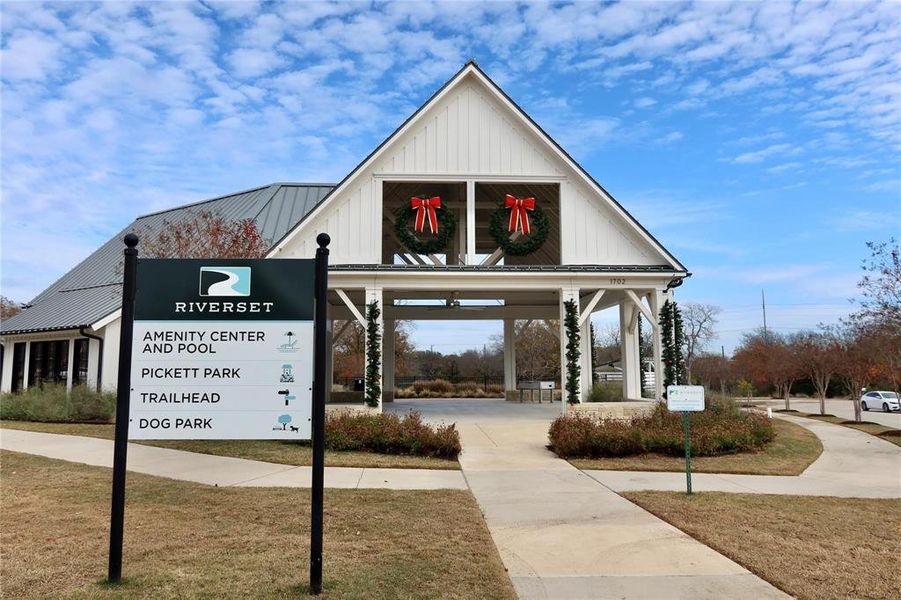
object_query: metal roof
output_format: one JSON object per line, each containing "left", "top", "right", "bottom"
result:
{"left": 1, "top": 183, "right": 333, "bottom": 336}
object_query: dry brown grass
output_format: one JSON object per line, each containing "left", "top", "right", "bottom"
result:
{"left": 0, "top": 421, "right": 459, "bottom": 470}
{"left": 1, "top": 451, "right": 514, "bottom": 599}
{"left": 569, "top": 418, "right": 822, "bottom": 475}
{"left": 625, "top": 491, "right": 901, "bottom": 600}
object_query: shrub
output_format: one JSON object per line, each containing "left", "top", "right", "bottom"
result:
{"left": 586, "top": 383, "right": 623, "bottom": 403}
{"left": 324, "top": 410, "right": 461, "bottom": 459}
{"left": 412, "top": 379, "right": 455, "bottom": 395}
{"left": 1, "top": 384, "right": 116, "bottom": 423}
{"left": 398, "top": 379, "right": 504, "bottom": 398}
{"left": 549, "top": 397, "right": 775, "bottom": 458}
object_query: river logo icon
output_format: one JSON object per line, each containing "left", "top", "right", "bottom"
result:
{"left": 199, "top": 267, "right": 251, "bottom": 297}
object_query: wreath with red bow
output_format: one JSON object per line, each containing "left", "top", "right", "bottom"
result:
{"left": 488, "top": 194, "right": 550, "bottom": 256}
{"left": 394, "top": 196, "right": 456, "bottom": 255}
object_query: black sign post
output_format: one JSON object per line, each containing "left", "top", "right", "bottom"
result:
{"left": 309, "top": 233, "right": 330, "bottom": 595}
{"left": 108, "top": 233, "right": 139, "bottom": 583}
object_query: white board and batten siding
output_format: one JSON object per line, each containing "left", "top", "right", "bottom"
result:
{"left": 562, "top": 180, "right": 666, "bottom": 266}
{"left": 277, "top": 71, "right": 671, "bottom": 269}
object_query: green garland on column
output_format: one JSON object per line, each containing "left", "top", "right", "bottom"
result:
{"left": 563, "top": 299, "right": 581, "bottom": 404}
{"left": 590, "top": 322, "right": 598, "bottom": 384}
{"left": 638, "top": 316, "right": 646, "bottom": 396}
{"left": 365, "top": 300, "right": 382, "bottom": 408}
{"left": 673, "top": 301, "right": 687, "bottom": 384}
{"left": 661, "top": 300, "right": 676, "bottom": 388}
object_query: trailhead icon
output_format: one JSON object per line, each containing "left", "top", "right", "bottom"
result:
{"left": 280, "top": 363, "right": 295, "bottom": 383}
{"left": 278, "top": 389, "right": 297, "bottom": 406}
{"left": 278, "top": 331, "right": 299, "bottom": 353}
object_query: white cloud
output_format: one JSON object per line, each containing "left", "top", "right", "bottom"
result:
{"left": 732, "top": 143, "right": 801, "bottom": 164}
{"left": 634, "top": 96, "right": 656, "bottom": 108}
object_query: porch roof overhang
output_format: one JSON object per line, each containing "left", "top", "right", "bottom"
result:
{"left": 327, "top": 264, "right": 688, "bottom": 292}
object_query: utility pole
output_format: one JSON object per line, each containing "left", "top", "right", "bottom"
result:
{"left": 761, "top": 289, "right": 768, "bottom": 342}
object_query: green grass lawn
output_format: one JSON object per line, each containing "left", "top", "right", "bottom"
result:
{"left": 0, "top": 451, "right": 513, "bottom": 599}
{"left": 569, "top": 418, "right": 822, "bottom": 475}
{"left": 625, "top": 491, "right": 901, "bottom": 600}
{"left": 0, "top": 420, "right": 460, "bottom": 470}
{"left": 777, "top": 410, "right": 901, "bottom": 447}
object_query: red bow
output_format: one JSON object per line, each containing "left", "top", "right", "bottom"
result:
{"left": 410, "top": 196, "right": 441, "bottom": 234}
{"left": 505, "top": 194, "right": 535, "bottom": 235}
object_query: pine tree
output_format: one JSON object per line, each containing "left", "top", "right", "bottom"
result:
{"left": 673, "top": 301, "right": 687, "bottom": 384}
{"left": 661, "top": 300, "right": 676, "bottom": 387}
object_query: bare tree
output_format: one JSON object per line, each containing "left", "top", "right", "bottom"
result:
{"left": 139, "top": 210, "right": 270, "bottom": 259}
{"left": 796, "top": 330, "right": 842, "bottom": 415}
{"left": 851, "top": 238, "right": 901, "bottom": 333}
{"left": 680, "top": 302, "right": 721, "bottom": 382}
{"left": 1, "top": 296, "right": 22, "bottom": 321}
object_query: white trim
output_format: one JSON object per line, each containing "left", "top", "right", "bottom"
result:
{"left": 267, "top": 63, "right": 685, "bottom": 271}
{"left": 625, "top": 289, "right": 657, "bottom": 329}
{"left": 465, "top": 66, "right": 685, "bottom": 271}
{"left": 578, "top": 289, "right": 606, "bottom": 326}
{"left": 374, "top": 173, "right": 566, "bottom": 183}
{"left": 335, "top": 289, "right": 366, "bottom": 328}
{"left": 466, "top": 180, "right": 476, "bottom": 263}
{"left": 91, "top": 310, "right": 121, "bottom": 331}
{"left": 66, "top": 337, "right": 76, "bottom": 391}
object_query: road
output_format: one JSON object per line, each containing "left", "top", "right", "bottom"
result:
{"left": 762, "top": 397, "right": 901, "bottom": 428}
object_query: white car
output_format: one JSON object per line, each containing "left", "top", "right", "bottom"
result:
{"left": 860, "top": 391, "right": 900, "bottom": 412}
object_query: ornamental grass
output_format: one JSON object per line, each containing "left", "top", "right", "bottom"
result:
{"left": 325, "top": 410, "right": 461, "bottom": 459}
{"left": 549, "top": 398, "right": 775, "bottom": 458}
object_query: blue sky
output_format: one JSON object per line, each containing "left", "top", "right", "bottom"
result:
{"left": 1, "top": 1, "right": 899, "bottom": 354}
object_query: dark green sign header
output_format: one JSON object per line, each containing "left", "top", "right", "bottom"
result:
{"left": 134, "top": 259, "right": 315, "bottom": 321}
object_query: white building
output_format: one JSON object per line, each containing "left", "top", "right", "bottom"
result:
{"left": 1, "top": 62, "right": 687, "bottom": 405}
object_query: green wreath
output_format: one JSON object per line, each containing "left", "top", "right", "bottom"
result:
{"left": 394, "top": 203, "right": 456, "bottom": 255}
{"left": 488, "top": 203, "right": 550, "bottom": 256}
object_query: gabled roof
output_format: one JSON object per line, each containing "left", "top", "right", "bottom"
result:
{"left": 1, "top": 183, "right": 333, "bottom": 335}
{"left": 270, "top": 60, "right": 686, "bottom": 273}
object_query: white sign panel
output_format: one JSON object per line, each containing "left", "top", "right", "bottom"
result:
{"left": 666, "top": 385, "right": 705, "bottom": 412}
{"left": 129, "top": 259, "right": 315, "bottom": 440}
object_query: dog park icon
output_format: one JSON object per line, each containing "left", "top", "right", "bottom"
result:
{"left": 198, "top": 266, "right": 251, "bottom": 297}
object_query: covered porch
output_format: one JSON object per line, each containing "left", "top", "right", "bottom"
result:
{"left": 323, "top": 266, "right": 678, "bottom": 410}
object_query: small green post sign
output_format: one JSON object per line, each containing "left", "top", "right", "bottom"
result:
{"left": 667, "top": 385, "right": 705, "bottom": 495}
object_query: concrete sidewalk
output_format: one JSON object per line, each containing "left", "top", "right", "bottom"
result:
{"left": 0, "top": 429, "right": 467, "bottom": 490}
{"left": 457, "top": 420, "right": 787, "bottom": 599}
{"left": 588, "top": 414, "right": 901, "bottom": 499}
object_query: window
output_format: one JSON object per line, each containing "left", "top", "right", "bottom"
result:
{"left": 27, "top": 340, "right": 69, "bottom": 387}
{"left": 11, "top": 343, "right": 26, "bottom": 392}
{"left": 72, "top": 339, "right": 90, "bottom": 386}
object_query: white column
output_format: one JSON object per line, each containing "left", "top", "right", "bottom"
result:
{"left": 325, "top": 319, "right": 334, "bottom": 401}
{"left": 383, "top": 319, "right": 395, "bottom": 403}
{"left": 559, "top": 287, "right": 581, "bottom": 410}
{"left": 101, "top": 319, "right": 121, "bottom": 392}
{"left": 66, "top": 337, "right": 76, "bottom": 391}
{"left": 364, "top": 287, "right": 384, "bottom": 411}
{"left": 579, "top": 317, "right": 593, "bottom": 400}
{"left": 620, "top": 303, "right": 640, "bottom": 400}
{"left": 466, "top": 180, "right": 476, "bottom": 263}
{"left": 0, "top": 342, "right": 13, "bottom": 393}
{"left": 503, "top": 318, "right": 516, "bottom": 401}
{"left": 86, "top": 337, "right": 101, "bottom": 391}
{"left": 22, "top": 341, "right": 31, "bottom": 390}
{"left": 649, "top": 290, "right": 664, "bottom": 401}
